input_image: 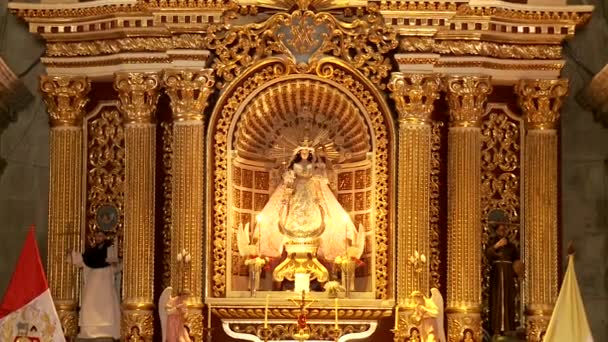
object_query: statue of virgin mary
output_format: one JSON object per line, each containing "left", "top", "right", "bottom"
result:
{"left": 254, "top": 141, "right": 357, "bottom": 262}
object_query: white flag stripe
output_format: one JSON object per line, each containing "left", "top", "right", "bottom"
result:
{"left": 0, "top": 289, "right": 66, "bottom": 341}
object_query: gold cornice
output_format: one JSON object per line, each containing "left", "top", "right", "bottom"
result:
{"left": 212, "top": 307, "right": 393, "bottom": 320}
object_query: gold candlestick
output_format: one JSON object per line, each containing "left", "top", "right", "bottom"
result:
{"left": 264, "top": 294, "right": 269, "bottom": 328}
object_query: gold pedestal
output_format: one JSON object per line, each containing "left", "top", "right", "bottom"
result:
{"left": 273, "top": 241, "right": 329, "bottom": 283}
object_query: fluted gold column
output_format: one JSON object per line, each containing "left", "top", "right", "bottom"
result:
{"left": 40, "top": 76, "right": 90, "bottom": 340}
{"left": 515, "top": 79, "right": 568, "bottom": 342}
{"left": 114, "top": 72, "right": 160, "bottom": 341}
{"left": 445, "top": 76, "right": 492, "bottom": 342}
{"left": 163, "top": 69, "right": 215, "bottom": 341}
{"left": 388, "top": 73, "right": 440, "bottom": 305}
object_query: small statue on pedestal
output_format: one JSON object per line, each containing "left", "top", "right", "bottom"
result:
{"left": 159, "top": 287, "right": 192, "bottom": 342}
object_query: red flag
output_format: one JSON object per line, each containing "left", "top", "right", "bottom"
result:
{"left": 0, "top": 226, "right": 66, "bottom": 341}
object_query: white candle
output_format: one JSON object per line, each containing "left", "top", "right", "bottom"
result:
{"left": 264, "top": 295, "right": 269, "bottom": 328}
{"left": 207, "top": 305, "right": 211, "bottom": 329}
{"left": 394, "top": 304, "right": 400, "bottom": 330}
{"left": 334, "top": 298, "right": 339, "bottom": 329}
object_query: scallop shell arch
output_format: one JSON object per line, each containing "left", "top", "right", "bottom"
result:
{"left": 234, "top": 79, "right": 372, "bottom": 164}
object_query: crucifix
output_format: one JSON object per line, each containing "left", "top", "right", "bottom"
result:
{"left": 289, "top": 290, "right": 317, "bottom": 342}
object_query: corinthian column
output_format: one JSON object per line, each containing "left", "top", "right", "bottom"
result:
{"left": 114, "top": 72, "right": 160, "bottom": 341}
{"left": 444, "top": 76, "right": 492, "bottom": 342}
{"left": 388, "top": 73, "right": 440, "bottom": 305}
{"left": 515, "top": 79, "right": 568, "bottom": 342}
{"left": 163, "top": 69, "right": 215, "bottom": 341}
{"left": 40, "top": 75, "right": 90, "bottom": 340}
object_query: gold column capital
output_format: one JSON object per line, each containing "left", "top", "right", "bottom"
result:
{"left": 163, "top": 69, "right": 216, "bottom": 122}
{"left": 515, "top": 79, "right": 569, "bottom": 130}
{"left": 114, "top": 72, "right": 161, "bottom": 124}
{"left": 388, "top": 73, "right": 441, "bottom": 123}
{"left": 444, "top": 76, "right": 492, "bottom": 127}
{"left": 40, "top": 75, "right": 90, "bottom": 127}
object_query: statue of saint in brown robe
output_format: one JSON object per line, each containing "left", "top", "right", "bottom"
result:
{"left": 486, "top": 224, "right": 520, "bottom": 336}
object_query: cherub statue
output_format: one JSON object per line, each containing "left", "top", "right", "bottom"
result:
{"left": 159, "top": 287, "right": 192, "bottom": 342}
{"left": 410, "top": 288, "right": 446, "bottom": 342}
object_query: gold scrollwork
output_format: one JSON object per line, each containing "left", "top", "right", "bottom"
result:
{"left": 184, "top": 311, "right": 204, "bottom": 341}
{"left": 526, "top": 314, "right": 550, "bottom": 342}
{"left": 515, "top": 79, "right": 568, "bottom": 130}
{"left": 213, "top": 307, "right": 392, "bottom": 319}
{"left": 40, "top": 75, "right": 90, "bottom": 127}
{"left": 163, "top": 69, "right": 216, "bottom": 121}
{"left": 114, "top": 72, "right": 161, "bottom": 124}
{"left": 57, "top": 309, "right": 78, "bottom": 338}
{"left": 429, "top": 121, "right": 443, "bottom": 290}
{"left": 122, "top": 310, "right": 154, "bottom": 341}
{"left": 399, "top": 37, "right": 562, "bottom": 60}
{"left": 445, "top": 76, "right": 493, "bottom": 127}
{"left": 446, "top": 311, "right": 482, "bottom": 342}
{"left": 161, "top": 121, "right": 173, "bottom": 289}
{"left": 203, "top": 10, "right": 397, "bottom": 88}
{"left": 388, "top": 73, "right": 441, "bottom": 123}
{"left": 86, "top": 108, "right": 125, "bottom": 249}
{"left": 231, "top": 322, "right": 369, "bottom": 341}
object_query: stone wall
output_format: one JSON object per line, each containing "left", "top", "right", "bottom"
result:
{"left": 0, "top": 1, "right": 606, "bottom": 340}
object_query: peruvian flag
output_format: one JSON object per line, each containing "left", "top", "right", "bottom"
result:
{"left": 0, "top": 226, "right": 66, "bottom": 341}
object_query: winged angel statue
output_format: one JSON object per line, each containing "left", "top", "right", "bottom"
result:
{"left": 159, "top": 287, "right": 192, "bottom": 342}
{"left": 410, "top": 288, "right": 446, "bottom": 342}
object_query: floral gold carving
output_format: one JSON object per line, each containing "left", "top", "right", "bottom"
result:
{"left": 40, "top": 75, "right": 90, "bottom": 127}
{"left": 213, "top": 307, "right": 392, "bottom": 319}
{"left": 388, "top": 73, "right": 441, "bottom": 123}
{"left": 114, "top": 72, "right": 161, "bottom": 124}
{"left": 203, "top": 10, "right": 397, "bottom": 88}
{"left": 86, "top": 108, "right": 125, "bottom": 249}
{"left": 163, "top": 69, "right": 216, "bottom": 121}
{"left": 429, "top": 121, "right": 443, "bottom": 290}
{"left": 399, "top": 37, "right": 562, "bottom": 60}
{"left": 122, "top": 310, "right": 154, "bottom": 341}
{"left": 184, "top": 311, "right": 204, "bottom": 341}
{"left": 161, "top": 122, "right": 173, "bottom": 289}
{"left": 515, "top": 79, "right": 568, "bottom": 129}
{"left": 57, "top": 308, "right": 78, "bottom": 338}
{"left": 445, "top": 76, "right": 492, "bottom": 127}
{"left": 526, "top": 314, "right": 550, "bottom": 342}
{"left": 446, "top": 311, "right": 482, "bottom": 342}
{"left": 230, "top": 322, "right": 369, "bottom": 341}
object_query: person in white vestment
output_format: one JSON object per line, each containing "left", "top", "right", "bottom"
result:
{"left": 71, "top": 230, "right": 121, "bottom": 339}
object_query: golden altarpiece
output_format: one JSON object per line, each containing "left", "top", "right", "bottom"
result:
{"left": 8, "top": 0, "right": 593, "bottom": 339}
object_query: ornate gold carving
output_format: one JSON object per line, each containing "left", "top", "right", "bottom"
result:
{"left": 161, "top": 122, "right": 173, "bottom": 290}
{"left": 526, "top": 314, "right": 551, "bottom": 342}
{"left": 480, "top": 106, "right": 522, "bottom": 329}
{"left": 184, "top": 311, "right": 204, "bottom": 341}
{"left": 456, "top": 5, "right": 592, "bottom": 25}
{"left": 230, "top": 322, "right": 369, "bottom": 341}
{"left": 47, "top": 37, "right": 174, "bottom": 57}
{"left": 203, "top": 10, "right": 397, "bottom": 88}
{"left": 212, "top": 307, "right": 392, "bottom": 319}
{"left": 388, "top": 73, "right": 440, "bottom": 123}
{"left": 445, "top": 76, "right": 492, "bottom": 127}
{"left": 122, "top": 310, "right": 154, "bottom": 341}
{"left": 435, "top": 61, "right": 563, "bottom": 71}
{"left": 446, "top": 311, "right": 482, "bottom": 342}
{"left": 57, "top": 308, "right": 78, "bottom": 338}
{"left": 429, "top": 121, "right": 443, "bottom": 290}
{"left": 10, "top": 3, "right": 143, "bottom": 18}
{"left": 163, "top": 69, "right": 216, "bottom": 121}
{"left": 399, "top": 37, "right": 562, "bottom": 60}
{"left": 210, "top": 59, "right": 392, "bottom": 299}
{"left": 515, "top": 79, "right": 568, "bottom": 130}
{"left": 379, "top": 1, "right": 458, "bottom": 11}
{"left": 86, "top": 107, "right": 125, "bottom": 249}
{"left": 114, "top": 72, "right": 161, "bottom": 124}
{"left": 236, "top": 79, "right": 371, "bottom": 163}
{"left": 40, "top": 75, "right": 90, "bottom": 127}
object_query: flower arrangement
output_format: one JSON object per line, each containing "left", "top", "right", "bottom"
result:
{"left": 323, "top": 281, "right": 346, "bottom": 298}
{"left": 244, "top": 255, "right": 269, "bottom": 271}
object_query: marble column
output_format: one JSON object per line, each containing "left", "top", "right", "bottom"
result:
{"left": 40, "top": 75, "right": 90, "bottom": 340}
{"left": 114, "top": 72, "right": 161, "bottom": 341}
{"left": 444, "top": 75, "right": 492, "bottom": 342}
{"left": 163, "top": 69, "right": 215, "bottom": 341}
{"left": 388, "top": 73, "right": 440, "bottom": 302}
{"left": 515, "top": 79, "right": 568, "bottom": 342}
